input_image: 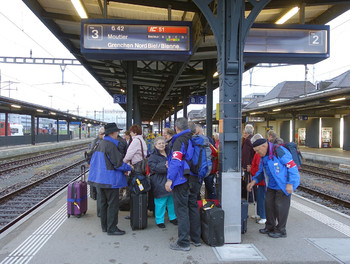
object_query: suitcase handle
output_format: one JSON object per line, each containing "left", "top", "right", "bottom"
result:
{"left": 81, "top": 165, "right": 86, "bottom": 182}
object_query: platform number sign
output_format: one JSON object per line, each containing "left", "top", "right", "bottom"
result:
{"left": 113, "top": 94, "right": 126, "bottom": 104}
{"left": 309, "top": 31, "right": 322, "bottom": 46}
{"left": 189, "top": 95, "right": 206, "bottom": 104}
{"left": 88, "top": 25, "right": 103, "bottom": 40}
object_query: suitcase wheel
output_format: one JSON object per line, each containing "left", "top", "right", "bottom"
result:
{"left": 67, "top": 214, "right": 70, "bottom": 218}
{"left": 77, "top": 214, "right": 81, "bottom": 218}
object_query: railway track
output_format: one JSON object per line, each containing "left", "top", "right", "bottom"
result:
{"left": 0, "top": 160, "right": 88, "bottom": 234}
{"left": 0, "top": 145, "right": 87, "bottom": 175}
{"left": 297, "top": 185, "right": 350, "bottom": 209}
{"left": 300, "top": 163, "right": 350, "bottom": 184}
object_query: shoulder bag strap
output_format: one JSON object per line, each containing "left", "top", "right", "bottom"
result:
{"left": 137, "top": 138, "right": 145, "bottom": 159}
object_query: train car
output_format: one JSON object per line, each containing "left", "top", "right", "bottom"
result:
{"left": 0, "top": 122, "right": 11, "bottom": 136}
{"left": 10, "top": 123, "right": 24, "bottom": 136}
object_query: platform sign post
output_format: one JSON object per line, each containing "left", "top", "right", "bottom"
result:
{"left": 189, "top": 95, "right": 206, "bottom": 104}
{"left": 113, "top": 94, "right": 127, "bottom": 104}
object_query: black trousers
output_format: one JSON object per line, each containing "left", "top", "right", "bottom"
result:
{"left": 97, "top": 187, "right": 120, "bottom": 233}
{"left": 265, "top": 188, "right": 291, "bottom": 233}
{"left": 172, "top": 180, "right": 201, "bottom": 247}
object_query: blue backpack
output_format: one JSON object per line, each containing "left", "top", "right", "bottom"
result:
{"left": 273, "top": 142, "right": 303, "bottom": 169}
{"left": 186, "top": 135, "right": 212, "bottom": 179}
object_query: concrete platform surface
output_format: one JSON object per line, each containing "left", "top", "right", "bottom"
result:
{"left": 0, "top": 190, "right": 349, "bottom": 264}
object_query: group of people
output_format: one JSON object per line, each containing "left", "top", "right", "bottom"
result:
{"left": 85, "top": 118, "right": 299, "bottom": 251}
{"left": 86, "top": 118, "right": 218, "bottom": 251}
{"left": 242, "top": 124, "right": 300, "bottom": 238}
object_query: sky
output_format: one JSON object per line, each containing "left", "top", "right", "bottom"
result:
{"left": 0, "top": 1, "right": 350, "bottom": 121}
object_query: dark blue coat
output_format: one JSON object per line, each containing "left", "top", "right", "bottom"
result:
{"left": 88, "top": 136, "right": 131, "bottom": 189}
{"left": 148, "top": 148, "right": 171, "bottom": 198}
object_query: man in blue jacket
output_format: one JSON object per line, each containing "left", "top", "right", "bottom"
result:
{"left": 88, "top": 123, "right": 132, "bottom": 235}
{"left": 165, "top": 118, "right": 201, "bottom": 251}
{"left": 247, "top": 137, "right": 300, "bottom": 238}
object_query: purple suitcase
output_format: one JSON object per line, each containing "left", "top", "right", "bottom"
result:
{"left": 67, "top": 165, "right": 88, "bottom": 218}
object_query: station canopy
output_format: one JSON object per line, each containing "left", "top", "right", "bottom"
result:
{"left": 23, "top": 0, "right": 350, "bottom": 122}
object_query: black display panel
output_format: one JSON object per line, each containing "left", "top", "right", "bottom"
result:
{"left": 81, "top": 19, "right": 192, "bottom": 61}
{"left": 245, "top": 24, "right": 330, "bottom": 64}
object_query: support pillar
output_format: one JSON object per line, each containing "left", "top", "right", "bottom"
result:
{"left": 291, "top": 114, "right": 296, "bottom": 143}
{"left": 193, "top": 0, "right": 269, "bottom": 243}
{"left": 182, "top": 87, "right": 188, "bottom": 118}
{"left": 57, "top": 118, "right": 59, "bottom": 142}
{"left": 174, "top": 102, "right": 178, "bottom": 125}
{"left": 4, "top": 113, "right": 8, "bottom": 137}
{"left": 31, "top": 115, "right": 35, "bottom": 145}
{"left": 133, "top": 85, "right": 141, "bottom": 125}
{"left": 127, "top": 61, "right": 135, "bottom": 129}
{"left": 204, "top": 60, "right": 215, "bottom": 139}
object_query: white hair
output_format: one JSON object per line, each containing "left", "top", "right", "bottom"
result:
{"left": 244, "top": 124, "right": 254, "bottom": 135}
{"left": 250, "top": 133, "right": 263, "bottom": 144}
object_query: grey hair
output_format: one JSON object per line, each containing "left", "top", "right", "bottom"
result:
{"left": 244, "top": 124, "right": 254, "bottom": 135}
{"left": 188, "top": 121, "right": 196, "bottom": 134}
{"left": 99, "top": 127, "right": 105, "bottom": 133}
{"left": 175, "top": 117, "right": 188, "bottom": 131}
{"left": 164, "top": 127, "right": 175, "bottom": 136}
{"left": 195, "top": 124, "right": 204, "bottom": 135}
{"left": 153, "top": 136, "right": 166, "bottom": 146}
{"left": 267, "top": 130, "right": 278, "bottom": 139}
{"left": 250, "top": 133, "right": 263, "bottom": 144}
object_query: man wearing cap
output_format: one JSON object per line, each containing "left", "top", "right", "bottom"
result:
{"left": 247, "top": 136, "right": 300, "bottom": 238}
{"left": 88, "top": 123, "right": 132, "bottom": 235}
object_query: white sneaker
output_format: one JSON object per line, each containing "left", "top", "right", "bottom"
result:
{"left": 258, "top": 219, "right": 266, "bottom": 224}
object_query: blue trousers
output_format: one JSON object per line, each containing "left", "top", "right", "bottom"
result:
{"left": 154, "top": 195, "right": 176, "bottom": 224}
{"left": 256, "top": 185, "right": 266, "bottom": 219}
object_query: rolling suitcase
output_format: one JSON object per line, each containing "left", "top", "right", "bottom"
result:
{"left": 130, "top": 193, "right": 147, "bottom": 230}
{"left": 241, "top": 200, "right": 249, "bottom": 234}
{"left": 200, "top": 203, "right": 225, "bottom": 247}
{"left": 67, "top": 165, "right": 88, "bottom": 218}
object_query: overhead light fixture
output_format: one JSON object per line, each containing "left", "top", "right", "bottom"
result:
{"left": 150, "top": 121, "right": 154, "bottom": 126}
{"left": 213, "top": 72, "right": 219, "bottom": 77}
{"left": 250, "top": 112, "right": 257, "bottom": 115}
{"left": 71, "top": 0, "right": 88, "bottom": 19}
{"left": 72, "top": 117, "right": 76, "bottom": 120}
{"left": 272, "top": 108, "right": 281, "bottom": 112}
{"left": 275, "top": 6, "right": 299, "bottom": 24}
{"left": 109, "top": 67, "right": 115, "bottom": 73}
{"left": 121, "top": 89, "right": 125, "bottom": 93}
{"left": 330, "top": 97, "right": 346, "bottom": 102}
{"left": 50, "top": 112, "right": 56, "bottom": 115}
{"left": 11, "top": 104, "right": 21, "bottom": 109}
{"left": 179, "top": 101, "right": 183, "bottom": 104}
{"left": 37, "top": 109, "right": 44, "bottom": 112}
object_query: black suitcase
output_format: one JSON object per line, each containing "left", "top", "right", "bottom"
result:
{"left": 130, "top": 193, "right": 148, "bottom": 230}
{"left": 241, "top": 200, "right": 249, "bottom": 234}
{"left": 90, "top": 186, "right": 97, "bottom": 200}
{"left": 200, "top": 206, "right": 225, "bottom": 247}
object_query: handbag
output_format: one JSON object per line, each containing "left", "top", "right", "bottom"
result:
{"left": 134, "top": 138, "right": 148, "bottom": 175}
{"left": 130, "top": 172, "right": 151, "bottom": 195}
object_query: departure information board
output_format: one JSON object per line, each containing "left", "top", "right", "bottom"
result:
{"left": 81, "top": 19, "right": 192, "bottom": 61}
{"left": 245, "top": 24, "right": 329, "bottom": 64}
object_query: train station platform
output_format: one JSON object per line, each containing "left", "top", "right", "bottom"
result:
{"left": 0, "top": 138, "right": 93, "bottom": 160}
{"left": 299, "top": 146, "right": 350, "bottom": 169}
{"left": 0, "top": 187, "right": 349, "bottom": 264}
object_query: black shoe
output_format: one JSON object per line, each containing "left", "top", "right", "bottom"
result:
{"left": 108, "top": 227, "right": 125, "bottom": 236}
{"left": 259, "top": 228, "right": 273, "bottom": 234}
{"left": 268, "top": 231, "right": 287, "bottom": 238}
{"left": 169, "top": 242, "right": 190, "bottom": 251}
{"left": 157, "top": 223, "right": 166, "bottom": 228}
{"left": 170, "top": 219, "right": 178, "bottom": 225}
{"left": 124, "top": 215, "right": 131, "bottom": 220}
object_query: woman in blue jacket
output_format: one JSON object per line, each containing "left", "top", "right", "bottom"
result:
{"left": 148, "top": 136, "right": 177, "bottom": 228}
